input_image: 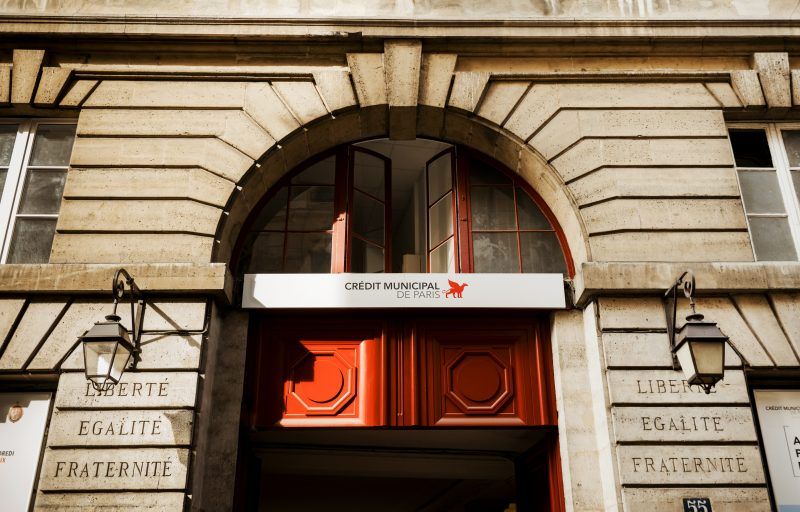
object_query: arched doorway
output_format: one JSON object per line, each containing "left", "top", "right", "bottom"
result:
{"left": 233, "top": 139, "right": 569, "bottom": 512}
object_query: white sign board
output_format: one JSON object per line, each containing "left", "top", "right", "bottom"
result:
{"left": 754, "top": 390, "right": 800, "bottom": 512}
{"left": 0, "top": 392, "right": 52, "bottom": 512}
{"left": 243, "top": 273, "right": 566, "bottom": 309}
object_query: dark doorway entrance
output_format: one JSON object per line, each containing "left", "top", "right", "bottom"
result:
{"left": 245, "top": 428, "right": 558, "bottom": 512}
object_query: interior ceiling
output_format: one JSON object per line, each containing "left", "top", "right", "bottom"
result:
{"left": 355, "top": 138, "right": 452, "bottom": 222}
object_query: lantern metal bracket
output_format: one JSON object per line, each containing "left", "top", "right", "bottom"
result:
{"left": 664, "top": 270, "right": 696, "bottom": 370}
{"left": 111, "top": 268, "right": 145, "bottom": 368}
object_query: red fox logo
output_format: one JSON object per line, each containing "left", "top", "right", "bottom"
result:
{"left": 444, "top": 279, "right": 468, "bottom": 298}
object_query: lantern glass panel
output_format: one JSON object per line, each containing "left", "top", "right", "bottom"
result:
{"left": 675, "top": 340, "right": 698, "bottom": 382}
{"left": 110, "top": 343, "right": 132, "bottom": 383}
{"left": 84, "top": 340, "right": 119, "bottom": 379}
{"left": 690, "top": 340, "right": 725, "bottom": 376}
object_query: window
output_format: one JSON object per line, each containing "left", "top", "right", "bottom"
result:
{"left": 238, "top": 139, "right": 570, "bottom": 275}
{"left": 729, "top": 124, "right": 800, "bottom": 261}
{"left": 0, "top": 121, "right": 75, "bottom": 263}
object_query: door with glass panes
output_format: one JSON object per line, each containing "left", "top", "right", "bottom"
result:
{"left": 237, "top": 141, "right": 571, "bottom": 277}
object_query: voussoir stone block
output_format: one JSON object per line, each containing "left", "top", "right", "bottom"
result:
{"left": 752, "top": 52, "right": 791, "bottom": 108}
{"left": 313, "top": 70, "right": 357, "bottom": 112}
{"left": 448, "top": 71, "right": 491, "bottom": 112}
{"left": 11, "top": 49, "right": 45, "bottom": 104}
{"left": 272, "top": 80, "right": 329, "bottom": 125}
{"left": 730, "top": 70, "right": 766, "bottom": 108}
{"left": 33, "top": 67, "right": 71, "bottom": 105}
{"left": 476, "top": 81, "right": 530, "bottom": 126}
{"left": 418, "top": 53, "right": 457, "bottom": 108}
{"left": 347, "top": 53, "right": 387, "bottom": 106}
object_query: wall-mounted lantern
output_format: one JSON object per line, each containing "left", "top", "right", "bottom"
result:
{"left": 79, "top": 269, "right": 145, "bottom": 391}
{"left": 664, "top": 271, "right": 729, "bottom": 394}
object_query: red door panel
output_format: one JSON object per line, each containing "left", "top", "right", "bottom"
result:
{"left": 419, "top": 321, "right": 538, "bottom": 426}
{"left": 249, "top": 316, "right": 385, "bottom": 428}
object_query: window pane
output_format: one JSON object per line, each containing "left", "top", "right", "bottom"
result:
{"left": 738, "top": 170, "right": 785, "bottom": 214}
{"left": 18, "top": 170, "right": 66, "bottom": 214}
{"left": 0, "top": 125, "right": 17, "bottom": 166}
{"left": 292, "top": 156, "right": 335, "bottom": 185}
{"left": 285, "top": 232, "right": 332, "bottom": 272}
{"left": 430, "top": 237, "right": 455, "bottom": 273}
{"left": 791, "top": 171, "right": 800, "bottom": 203}
{"left": 0, "top": 169, "right": 6, "bottom": 197}
{"left": 781, "top": 131, "right": 800, "bottom": 167}
{"left": 6, "top": 218, "right": 57, "bottom": 263}
{"left": 245, "top": 232, "right": 284, "bottom": 273}
{"left": 287, "top": 186, "right": 335, "bottom": 231}
{"left": 749, "top": 216, "right": 797, "bottom": 261}
{"left": 352, "top": 191, "right": 384, "bottom": 245}
{"left": 517, "top": 188, "right": 551, "bottom": 230}
{"left": 469, "top": 163, "right": 511, "bottom": 185}
{"left": 29, "top": 124, "right": 76, "bottom": 166}
{"left": 728, "top": 129, "right": 773, "bottom": 167}
{"left": 354, "top": 151, "right": 385, "bottom": 199}
{"left": 470, "top": 185, "right": 515, "bottom": 230}
{"left": 520, "top": 232, "right": 567, "bottom": 274}
{"left": 427, "top": 153, "right": 452, "bottom": 205}
{"left": 429, "top": 193, "right": 453, "bottom": 247}
{"left": 472, "top": 232, "right": 519, "bottom": 273}
{"left": 351, "top": 238, "right": 384, "bottom": 273}
{"left": 251, "top": 188, "right": 288, "bottom": 231}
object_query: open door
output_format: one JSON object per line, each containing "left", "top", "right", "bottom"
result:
{"left": 347, "top": 147, "right": 391, "bottom": 272}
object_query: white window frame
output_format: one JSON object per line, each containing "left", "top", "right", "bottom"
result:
{"left": 728, "top": 122, "right": 800, "bottom": 261}
{"left": 0, "top": 119, "right": 75, "bottom": 263}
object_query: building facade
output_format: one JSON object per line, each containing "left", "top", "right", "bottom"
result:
{"left": 1, "top": 1, "right": 800, "bottom": 511}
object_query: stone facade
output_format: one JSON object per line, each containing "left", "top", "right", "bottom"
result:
{"left": 1, "top": 2, "right": 800, "bottom": 511}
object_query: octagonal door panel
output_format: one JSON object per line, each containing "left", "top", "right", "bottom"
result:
{"left": 419, "top": 319, "right": 553, "bottom": 427}
{"left": 249, "top": 316, "right": 384, "bottom": 428}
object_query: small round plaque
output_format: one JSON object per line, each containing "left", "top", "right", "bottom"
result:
{"left": 8, "top": 403, "right": 23, "bottom": 423}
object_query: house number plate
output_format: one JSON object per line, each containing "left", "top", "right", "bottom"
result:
{"left": 683, "top": 498, "right": 712, "bottom": 512}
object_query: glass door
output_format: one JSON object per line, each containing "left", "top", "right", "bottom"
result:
{"left": 426, "top": 148, "right": 458, "bottom": 272}
{"left": 348, "top": 147, "right": 390, "bottom": 272}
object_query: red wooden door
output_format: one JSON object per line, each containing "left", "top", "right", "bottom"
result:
{"left": 246, "top": 313, "right": 555, "bottom": 429}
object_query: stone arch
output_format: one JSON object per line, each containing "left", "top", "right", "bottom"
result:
{"left": 214, "top": 104, "right": 590, "bottom": 272}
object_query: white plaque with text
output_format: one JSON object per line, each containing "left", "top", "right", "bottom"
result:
{"left": 0, "top": 392, "right": 52, "bottom": 512}
{"left": 243, "top": 273, "right": 566, "bottom": 309}
{"left": 754, "top": 390, "right": 800, "bottom": 511}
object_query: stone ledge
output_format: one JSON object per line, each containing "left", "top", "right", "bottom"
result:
{"left": 0, "top": 263, "right": 232, "bottom": 301}
{"left": 575, "top": 261, "right": 800, "bottom": 306}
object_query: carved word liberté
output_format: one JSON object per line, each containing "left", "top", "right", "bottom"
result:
{"left": 636, "top": 379, "right": 715, "bottom": 394}
{"left": 53, "top": 460, "right": 172, "bottom": 479}
{"left": 84, "top": 381, "right": 169, "bottom": 397}
{"left": 641, "top": 415, "right": 724, "bottom": 432}
{"left": 631, "top": 456, "right": 747, "bottom": 474}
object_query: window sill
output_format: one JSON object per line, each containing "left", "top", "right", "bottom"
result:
{"left": 575, "top": 261, "right": 800, "bottom": 306}
{"left": 0, "top": 263, "right": 231, "bottom": 300}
